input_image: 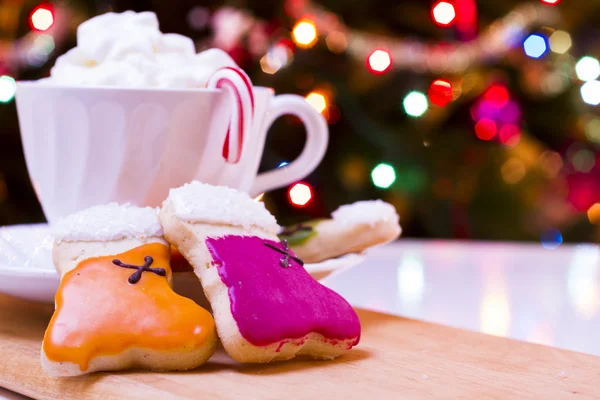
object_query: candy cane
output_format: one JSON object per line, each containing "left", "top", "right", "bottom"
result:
{"left": 207, "top": 66, "right": 255, "bottom": 164}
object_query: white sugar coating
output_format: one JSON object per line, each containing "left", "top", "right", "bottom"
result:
{"left": 51, "top": 203, "right": 163, "bottom": 242}
{"left": 169, "top": 181, "right": 279, "bottom": 234}
{"left": 331, "top": 200, "right": 399, "bottom": 226}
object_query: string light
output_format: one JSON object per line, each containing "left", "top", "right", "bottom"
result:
{"left": 29, "top": 5, "right": 54, "bottom": 32}
{"left": 580, "top": 81, "right": 600, "bottom": 106}
{"left": 501, "top": 158, "right": 526, "bottom": 184}
{"left": 292, "top": 20, "right": 317, "bottom": 48}
{"left": 549, "top": 31, "right": 572, "bottom": 54}
{"left": 541, "top": 228, "right": 562, "bottom": 250}
{"left": 427, "top": 79, "right": 453, "bottom": 107}
{"left": 0, "top": 76, "right": 16, "bottom": 103}
{"left": 367, "top": 50, "right": 392, "bottom": 74}
{"left": 305, "top": 92, "right": 327, "bottom": 113}
{"left": 484, "top": 84, "right": 510, "bottom": 108}
{"left": 575, "top": 57, "right": 600, "bottom": 82}
{"left": 288, "top": 183, "right": 313, "bottom": 207}
{"left": 325, "top": 31, "right": 348, "bottom": 54}
{"left": 523, "top": 34, "right": 548, "bottom": 59}
{"left": 371, "top": 163, "right": 396, "bottom": 189}
{"left": 431, "top": 1, "right": 456, "bottom": 27}
{"left": 588, "top": 203, "right": 600, "bottom": 225}
{"left": 499, "top": 124, "right": 521, "bottom": 147}
{"left": 403, "top": 91, "right": 428, "bottom": 117}
{"left": 475, "top": 119, "right": 497, "bottom": 140}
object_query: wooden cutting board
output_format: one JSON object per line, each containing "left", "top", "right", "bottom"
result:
{"left": 1, "top": 294, "right": 599, "bottom": 400}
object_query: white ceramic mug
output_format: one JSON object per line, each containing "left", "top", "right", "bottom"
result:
{"left": 15, "top": 83, "right": 328, "bottom": 223}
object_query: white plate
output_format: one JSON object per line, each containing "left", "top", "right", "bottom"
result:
{"left": 0, "top": 224, "right": 365, "bottom": 304}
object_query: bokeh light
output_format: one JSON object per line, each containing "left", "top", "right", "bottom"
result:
{"left": 292, "top": 20, "right": 317, "bottom": 48}
{"left": 585, "top": 118, "right": 600, "bottom": 143}
{"left": 0, "top": 76, "right": 16, "bottom": 103}
{"left": 588, "top": 203, "right": 600, "bottom": 225}
{"left": 541, "top": 228, "right": 563, "bottom": 250}
{"left": 288, "top": 183, "right": 313, "bottom": 207}
{"left": 580, "top": 81, "right": 600, "bottom": 106}
{"left": 30, "top": 5, "right": 54, "bottom": 32}
{"left": 427, "top": 79, "right": 453, "bottom": 107}
{"left": 325, "top": 31, "right": 348, "bottom": 54}
{"left": 403, "top": 91, "right": 428, "bottom": 117}
{"left": 541, "top": 0, "right": 561, "bottom": 4}
{"left": 498, "top": 101, "right": 520, "bottom": 123}
{"left": 431, "top": 1, "right": 456, "bottom": 27}
{"left": 484, "top": 84, "right": 510, "bottom": 108}
{"left": 278, "top": 161, "right": 289, "bottom": 168}
{"left": 575, "top": 56, "right": 600, "bottom": 82}
{"left": 475, "top": 118, "right": 497, "bottom": 140}
{"left": 305, "top": 91, "right": 327, "bottom": 113}
{"left": 501, "top": 158, "right": 526, "bottom": 184}
{"left": 371, "top": 163, "right": 396, "bottom": 189}
{"left": 187, "top": 6, "right": 210, "bottom": 30}
{"left": 549, "top": 31, "right": 572, "bottom": 54}
{"left": 571, "top": 149, "right": 595, "bottom": 173}
{"left": 523, "top": 34, "right": 548, "bottom": 59}
{"left": 367, "top": 50, "right": 392, "bottom": 74}
{"left": 499, "top": 124, "right": 521, "bottom": 147}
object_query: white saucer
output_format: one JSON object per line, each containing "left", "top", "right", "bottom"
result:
{"left": 0, "top": 223, "right": 365, "bottom": 303}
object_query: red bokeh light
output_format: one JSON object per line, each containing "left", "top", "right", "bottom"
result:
{"left": 428, "top": 79, "right": 453, "bottom": 107}
{"left": 541, "top": 0, "right": 561, "bottom": 4}
{"left": 475, "top": 119, "right": 497, "bottom": 140}
{"left": 499, "top": 124, "right": 521, "bottom": 147}
{"left": 431, "top": 1, "right": 457, "bottom": 27}
{"left": 484, "top": 84, "right": 510, "bottom": 108}
{"left": 29, "top": 4, "right": 54, "bottom": 32}
{"left": 366, "top": 49, "right": 392, "bottom": 74}
{"left": 288, "top": 183, "right": 313, "bottom": 207}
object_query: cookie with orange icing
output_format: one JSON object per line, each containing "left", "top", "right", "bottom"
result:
{"left": 159, "top": 181, "right": 361, "bottom": 363}
{"left": 42, "top": 203, "right": 217, "bottom": 376}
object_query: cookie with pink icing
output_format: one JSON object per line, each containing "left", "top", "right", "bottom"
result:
{"left": 159, "top": 181, "right": 361, "bottom": 363}
{"left": 279, "top": 200, "right": 401, "bottom": 264}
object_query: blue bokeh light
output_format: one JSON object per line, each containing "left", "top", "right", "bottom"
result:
{"left": 523, "top": 34, "right": 548, "bottom": 59}
{"left": 541, "top": 228, "right": 563, "bottom": 250}
{"left": 278, "top": 161, "right": 289, "bottom": 168}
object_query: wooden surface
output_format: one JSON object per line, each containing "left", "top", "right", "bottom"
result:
{"left": 1, "top": 294, "right": 599, "bottom": 400}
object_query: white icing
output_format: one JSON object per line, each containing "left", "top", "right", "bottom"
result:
{"left": 51, "top": 203, "right": 163, "bottom": 242}
{"left": 169, "top": 181, "right": 279, "bottom": 234}
{"left": 331, "top": 200, "right": 400, "bottom": 226}
{"left": 45, "top": 11, "right": 237, "bottom": 88}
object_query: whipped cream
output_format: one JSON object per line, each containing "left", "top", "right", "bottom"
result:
{"left": 43, "top": 11, "right": 237, "bottom": 88}
{"left": 169, "top": 181, "right": 280, "bottom": 234}
{"left": 52, "top": 203, "right": 164, "bottom": 242}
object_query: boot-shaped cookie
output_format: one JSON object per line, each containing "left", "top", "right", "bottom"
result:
{"left": 42, "top": 203, "right": 217, "bottom": 376}
{"left": 159, "top": 181, "right": 361, "bottom": 363}
{"left": 279, "top": 200, "right": 401, "bottom": 264}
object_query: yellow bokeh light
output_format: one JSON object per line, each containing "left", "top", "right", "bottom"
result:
{"left": 292, "top": 20, "right": 317, "bottom": 48}
{"left": 501, "top": 158, "right": 526, "bottom": 184}
{"left": 305, "top": 92, "right": 327, "bottom": 113}
{"left": 549, "top": 30, "right": 572, "bottom": 54}
{"left": 326, "top": 31, "right": 348, "bottom": 54}
{"left": 588, "top": 203, "right": 600, "bottom": 225}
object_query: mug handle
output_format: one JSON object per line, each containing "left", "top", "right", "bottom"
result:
{"left": 250, "top": 94, "right": 329, "bottom": 196}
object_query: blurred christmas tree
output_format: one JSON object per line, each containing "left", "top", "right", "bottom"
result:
{"left": 0, "top": 0, "right": 599, "bottom": 244}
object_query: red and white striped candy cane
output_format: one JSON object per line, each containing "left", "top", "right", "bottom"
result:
{"left": 207, "top": 66, "right": 255, "bottom": 164}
